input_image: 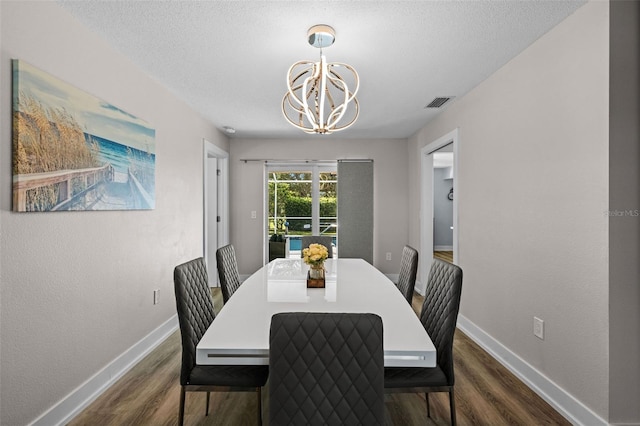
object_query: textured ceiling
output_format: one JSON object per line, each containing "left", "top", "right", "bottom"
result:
{"left": 58, "top": 1, "right": 586, "bottom": 140}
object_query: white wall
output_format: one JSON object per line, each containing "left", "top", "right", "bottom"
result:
{"left": 229, "top": 138, "right": 409, "bottom": 276}
{"left": 0, "top": 2, "right": 228, "bottom": 424}
{"left": 409, "top": 1, "right": 609, "bottom": 420}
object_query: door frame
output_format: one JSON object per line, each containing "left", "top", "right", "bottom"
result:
{"left": 203, "top": 139, "right": 229, "bottom": 287}
{"left": 419, "top": 129, "right": 459, "bottom": 294}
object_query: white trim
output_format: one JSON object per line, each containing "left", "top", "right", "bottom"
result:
{"left": 30, "top": 316, "right": 179, "bottom": 426}
{"left": 457, "top": 315, "right": 608, "bottom": 426}
{"left": 203, "top": 139, "right": 230, "bottom": 288}
{"left": 434, "top": 245, "right": 453, "bottom": 251}
{"left": 420, "top": 129, "right": 459, "bottom": 294}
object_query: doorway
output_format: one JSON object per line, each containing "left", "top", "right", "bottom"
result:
{"left": 203, "top": 140, "right": 229, "bottom": 287}
{"left": 420, "top": 129, "right": 458, "bottom": 294}
{"left": 433, "top": 144, "right": 454, "bottom": 260}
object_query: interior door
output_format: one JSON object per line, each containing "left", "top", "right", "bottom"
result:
{"left": 204, "top": 140, "right": 229, "bottom": 288}
{"left": 206, "top": 156, "right": 218, "bottom": 286}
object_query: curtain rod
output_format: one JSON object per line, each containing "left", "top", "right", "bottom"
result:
{"left": 239, "top": 159, "right": 372, "bottom": 164}
{"left": 240, "top": 159, "right": 335, "bottom": 164}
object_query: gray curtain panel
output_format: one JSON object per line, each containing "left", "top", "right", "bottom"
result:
{"left": 337, "top": 160, "right": 373, "bottom": 263}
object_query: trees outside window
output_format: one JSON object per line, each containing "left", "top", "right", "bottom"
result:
{"left": 268, "top": 169, "right": 337, "bottom": 237}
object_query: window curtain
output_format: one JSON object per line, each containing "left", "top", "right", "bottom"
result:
{"left": 337, "top": 160, "right": 373, "bottom": 263}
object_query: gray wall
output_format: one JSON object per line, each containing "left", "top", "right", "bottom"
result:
{"left": 609, "top": 0, "right": 640, "bottom": 423}
{"left": 0, "top": 2, "right": 228, "bottom": 424}
{"left": 408, "top": 1, "right": 609, "bottom": 420}
{"left": 433, "top": 168, "right": 454, "bottom": 248}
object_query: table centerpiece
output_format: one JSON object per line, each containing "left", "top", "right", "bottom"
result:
{"left": 302, "top": 243, "right": 329, "bottom": 288}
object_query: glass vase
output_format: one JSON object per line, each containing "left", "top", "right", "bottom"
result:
{"left": 309, "top": 263, "right": 325, "bottom": 279}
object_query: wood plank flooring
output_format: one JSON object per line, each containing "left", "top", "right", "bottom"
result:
{"left": 69, "top": 282, "right": 570, "bottom": 426}
{"left": 434, "top": 250, "right": 454, "bottom": 264}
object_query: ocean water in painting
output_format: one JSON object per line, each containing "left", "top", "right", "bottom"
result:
{"left": 86, "top": 134, "right": 155, "bottom": 189}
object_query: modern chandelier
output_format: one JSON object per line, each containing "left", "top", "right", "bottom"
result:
{"left": 282, "top": 25, "right": 360, "bottom": 135}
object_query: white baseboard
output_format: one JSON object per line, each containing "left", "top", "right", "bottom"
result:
{"left": 434, "top": 245, "right": 453, "bottom": 251}
{"left": 30, "top": 315, "right": 179, "bottom": 426}
{"left": 457, "top": 315, "right": 607, "bottom": 426}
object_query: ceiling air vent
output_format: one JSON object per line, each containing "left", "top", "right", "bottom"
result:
{"left": 425, "top": 97, "right": 453, "bottom": 108}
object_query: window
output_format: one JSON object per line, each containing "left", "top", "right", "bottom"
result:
{"left": 266, "top": 163, "right": 337, "bottom": 260}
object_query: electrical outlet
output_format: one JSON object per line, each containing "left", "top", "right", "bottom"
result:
{"left": 533, "top": 316, "right": 544, "bottom": 339}
{"left": 386, "top": 252, "right": 392, "bottom": 261}
{"left": 251, "top": 210, "right": 257, "bottom": 219}
{"left": 153, "top": 289, "right": 160, "bottom": 305}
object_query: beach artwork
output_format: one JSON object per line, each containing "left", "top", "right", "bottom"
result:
{"left": 12, "top": 60, "right": 156, "bottom": 212}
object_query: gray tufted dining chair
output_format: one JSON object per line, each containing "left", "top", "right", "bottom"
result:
{"left": 174, "top": 257, "right": 268, "bottom": 425}
{"left": 396, "top": 245, "right": 419, "bottom": 305}
{"left": 216, "top": 244, "right": 242, "bottom": 304}
{"left": 301, "top": 235, "right": 334, "bottom": 258}
{"left": 384, "top": 258, "right": 463, "bottom": 425}
{"left": 269, "top": 312, "right": 384, "bottom": 426}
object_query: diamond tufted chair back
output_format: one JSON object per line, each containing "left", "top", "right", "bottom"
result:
{"left": 419, "top": 258, "right": 463, "bottom": 385}
{"left": 174, "top": 257, "right": 268, "bottom": 425}
{"left": 269, "top": 312, "right": 384, "bottom": 426}
{"left": 301, "top": 235, "right": 333, "bottom": 258}
{"left": 174, "top": 257, "right": 216, "bottom": 386}
{"left": 396, "top": 245, "right": 419, "bottom": 305}
{"left": 216, "top": 244, "right": 241, "bottom": 303}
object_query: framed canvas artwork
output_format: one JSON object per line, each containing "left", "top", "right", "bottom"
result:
{"left": 12, "top": 59, "right": 156, "bottom": 212}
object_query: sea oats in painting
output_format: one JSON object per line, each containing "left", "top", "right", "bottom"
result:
{"left": 12, "top": 60, "right": 156, "bottom": 212}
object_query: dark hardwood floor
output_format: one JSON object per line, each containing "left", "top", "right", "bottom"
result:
{"left": 69, "top": 277, "right": 569, "bottom": 426}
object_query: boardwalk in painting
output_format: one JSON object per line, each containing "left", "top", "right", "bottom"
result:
{"left": 66, "top": 171, "right": 152, "bottom": 211}
{"left": 73, "top": 181, "right": 133, "bottom": 211}
{"left": 12, "top": 60, "right": 156, "bottom": 212}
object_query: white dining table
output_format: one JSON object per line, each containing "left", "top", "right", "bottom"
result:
{"left": 196, "top": 258, "right": 436, "bottom": 367}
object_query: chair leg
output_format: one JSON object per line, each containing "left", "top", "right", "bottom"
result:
{"left": 205, "top": 391, "right": 210, "bottom": 416}
{"left": 425, "top": 392, "right": 431, "bottom": 418}
{"left": 178, "top": 387, "right": 186, "bottom": 426}
{"left": 449, "top": 388, "right": 457, "bottom": 426}
{"left": 257, "top": 387, "right": 263, "bottom": 426}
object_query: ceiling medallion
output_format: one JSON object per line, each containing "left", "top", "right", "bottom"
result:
{"left": 282, "top": 25, "right": 360, "bottom": 135}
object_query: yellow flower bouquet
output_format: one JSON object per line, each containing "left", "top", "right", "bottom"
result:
{"left": 302, "top": 243, "right": 329, "bottom": 267}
